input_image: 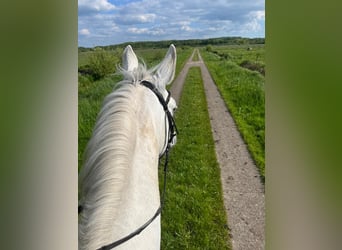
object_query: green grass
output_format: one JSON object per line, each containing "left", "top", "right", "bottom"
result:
{"left": 78, "top": 74, "right": 122, "bottom": 169}
{"left": 201, "top": 47, "right": 265, "bottom": 178}
{"left": 210, "top": 45, "right": 265, "bottom": 66}
{"left": 174, "top": 47, "right": 193, "bottom": 76}
{"left": 160, "top": 67, "right": 231, "bottom": 250}
{"left": 78, "top": 50, "right": 120, "bottom": 68}
{"left": 191, "top": 50, "right": 199, "bottom": 61}
{"left": 78, "top": 51, "right": 94, "bottom": 67}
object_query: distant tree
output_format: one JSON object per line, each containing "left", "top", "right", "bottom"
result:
{"left": 78, "top": 36, "right": 265, "bottom": 52}
{"left": 237, "top": 38, "right": 247, "bottom": 45}
{"left": 78, "top": 47, "right": 92, "bottom": 52}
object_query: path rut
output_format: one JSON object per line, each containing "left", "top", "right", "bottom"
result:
{"left": 170, "top": 49, "right": 265, "bottom": 250}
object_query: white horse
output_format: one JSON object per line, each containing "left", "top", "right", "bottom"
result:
{"left": 79, "top": 44, "right": 177, "bottom": 250}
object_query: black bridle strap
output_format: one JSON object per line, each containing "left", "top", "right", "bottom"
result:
{"left": 140, "top": 81, "right": 178, "bottom": 148}
{"left": 98, "top": 207, "right": 161, "bottom": 250}
{"left": 140, "top": 80, "right": 168, "bottom": 111}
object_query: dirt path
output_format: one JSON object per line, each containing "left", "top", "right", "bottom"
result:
{"left": 169, "top": 49, "right": 197, "bottom": 103}
{"left": 170, "top": 49, "right": 265, "bottom": 250}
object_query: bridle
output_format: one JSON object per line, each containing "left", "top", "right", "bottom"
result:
{"left": 140, "top": 80, "right": 178, "bottom": 157}
{"left": 79, "top": 80, "right": 178, "bottom": 250}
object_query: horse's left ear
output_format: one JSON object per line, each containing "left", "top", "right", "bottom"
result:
{"left": 122, "top": 45, "right": 138, "bottom": 72}
{"left": 154, "top": 44, "right": 177, "bottom": 87}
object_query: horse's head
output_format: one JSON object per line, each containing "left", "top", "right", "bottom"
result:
{"left": 122, "top": 44, "right": 178, "bottom": 154}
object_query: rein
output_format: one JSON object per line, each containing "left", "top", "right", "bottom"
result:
{"left": 79, "top": 80, "right": 178, "bottom": 249}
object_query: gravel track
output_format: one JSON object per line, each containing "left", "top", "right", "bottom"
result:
{"left": 170, "top": 49, "right": 265, "bottom": 250}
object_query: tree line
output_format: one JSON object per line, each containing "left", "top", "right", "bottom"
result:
{"left": 79, "top": 37, "right": 265, "bottom": 52}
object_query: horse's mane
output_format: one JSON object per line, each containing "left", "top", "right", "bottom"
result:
{"left": 78, "top": 62, "right": 156, "bottom": 249}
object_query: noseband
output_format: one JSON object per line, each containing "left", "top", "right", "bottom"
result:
{"left": 92, "top": 80, "right": 178, "bottom": 250}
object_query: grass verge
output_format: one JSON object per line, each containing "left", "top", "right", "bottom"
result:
{"left": 160, "top": 67, "right": 231, "bottom": 249}
{"left": 78, "top": 74, "right": 122, "bottom": 169}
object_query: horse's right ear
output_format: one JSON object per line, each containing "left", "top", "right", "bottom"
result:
{"left": 153, "top": 44, "right": 177, "bottom": 88}
{"left": 122, "top": 45, "right": 138, "bottom": 72}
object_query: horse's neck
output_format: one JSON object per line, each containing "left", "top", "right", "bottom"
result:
{"left": 79, "top": 85, "right": 163, "bottom": 250}
{"left": 111, "top": 140, "right": 161, "bottom": 247}
{"left": 110, "top": 87, "right": 163, "bottom": 249}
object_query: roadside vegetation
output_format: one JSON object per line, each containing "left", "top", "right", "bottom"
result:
{"left": 201, "top": 45, "right": 265, "bottom": 178}
{"left": 160, "top": 67, "right": 231, "bottom": 249}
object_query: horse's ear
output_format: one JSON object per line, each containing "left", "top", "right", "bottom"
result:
{"left": 122, "top": 45, "right": 138, "bottom": 72}
{"left": 154, "top": 44, "right": 177, "bottom": 87}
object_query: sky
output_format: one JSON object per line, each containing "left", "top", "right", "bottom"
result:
{"left": 78, "top": 0, "right": 265, "bottom": 47}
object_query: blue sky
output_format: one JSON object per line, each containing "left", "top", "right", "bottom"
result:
{"left": 78, "top": 0, "right": 265, "bottom": 47}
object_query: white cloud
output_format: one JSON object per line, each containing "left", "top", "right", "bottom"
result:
{"left": 137, "top": 14, "right": 156, "bottom": 22}
{"left": 79, "top": 0, "right": 115, "bottom": 15}
{"left": 115, "top": 13, "right": 157, "bottom": 25}
{"left": 237, "top": 10, "right": 265, "bottom": 36}
{"left": 181, "top": 25, "right": 192, "bottom": 31}
{"left": 251, "top": 10, "right": 265, "bottom": 20}
{"left": 249, "top": 11, "right": 265, "bottom": 30}
{"left": 79, "top": 28, "right": 90, "bottom": 35}
{"left": 152, "top": 28, "right": 166, "bottom": 35}
{"left": 128, "top": 27, "right": 148, "bottom": 34}
{"left": 128, "top": 27, "right": 165, "bottom": 35}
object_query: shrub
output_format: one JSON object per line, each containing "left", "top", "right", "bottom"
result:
{"left": 88, "top": 49, "right": 117, "bottom": 80}
{"left": 78, "top": 64, "right": 95, "bottom": 80}
{"left": 239, "top": 60, "right": 265, "bottom": 76}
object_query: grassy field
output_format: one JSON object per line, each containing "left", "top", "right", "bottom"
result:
{"left": 208, "top": 45, "right": 265, "bottom": 65}
{"left": 78, "top": 74, "right": 121, "bottom": 169}
{"left": 160, "top": 67, "right": 230, "bottom": 249}
{"left": 78, "top": 47, "right": 192, "bottom": 76}
{"left": 201, "top": 45, "right": 265, "bottom": 178}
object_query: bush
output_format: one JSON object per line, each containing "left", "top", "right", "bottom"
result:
{"left": 78, "top": 64, "right": 95, "bottom": 79}
{"left": 239, "top": 60, "right": 265, "bottom": 76}
{"left": 88, "top": 49, "right": 117, "bottom": 80}
{"left": 206, "top": 45, "right": 213, "bottom": 52}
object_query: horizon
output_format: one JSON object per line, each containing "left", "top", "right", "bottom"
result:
{"left": 78, "top": 36, "right": 265, "bottom": 49}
